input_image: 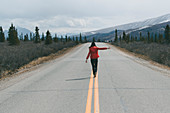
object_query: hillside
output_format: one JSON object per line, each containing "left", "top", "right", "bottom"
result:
{"left": 86, "top": 21, "right": 170, "bottom": 41}
{"left": 84, "top": 14, "right": 170, "bottom": 41}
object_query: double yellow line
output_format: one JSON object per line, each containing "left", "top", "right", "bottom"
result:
{"left": 85, "top": 72, "right": 100, "bottom": 113}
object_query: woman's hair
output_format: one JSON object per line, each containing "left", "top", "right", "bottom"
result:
{"left": 89, "top": 42, "right": 96, "bottom": 48}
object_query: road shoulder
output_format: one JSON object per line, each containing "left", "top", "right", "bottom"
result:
{"left": 0, "top": 44, "right": 82, "bottom": 91}
{"left": 107, "top": 43, "right": 170, "bottom": 77}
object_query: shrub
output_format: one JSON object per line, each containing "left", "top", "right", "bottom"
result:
{"left": 0, "top": 41, "right": 77, "bottom": 76}
{"left": 112, "top": 42, "right": 170, "bottom": 67}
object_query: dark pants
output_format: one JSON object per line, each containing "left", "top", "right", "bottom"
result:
{"left": 91, "top": 58, "right": 98, "bottom": 75}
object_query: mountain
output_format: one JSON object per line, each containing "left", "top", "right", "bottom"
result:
{"left": 128, "top": 21, "right": 170, "bottom": 38}
{"left": 4, "top": 26, "right": 33, "bottom": 37}
{"left": 86, "top": 21, "right": 170, "bottom": 41}
{"left": 83, "top": 13, "right": 170, "bottom": 37}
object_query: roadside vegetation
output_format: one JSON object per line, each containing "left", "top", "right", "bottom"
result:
{"left": 112, "top": 25, "right": 170, "bottom": 67}
{"left": 0, "top": 24, "right": 87, "bottom": 78}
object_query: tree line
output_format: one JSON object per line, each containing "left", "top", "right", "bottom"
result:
{"left": 0, "top": 24, "right": 88, "bottom": 45}
{"left": 114, "top": 25, "right": 170, "bottom": 44}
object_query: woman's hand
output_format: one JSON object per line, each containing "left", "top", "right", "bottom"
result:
{"left": 85, "top": 59, "right": 88, "bottom": 63}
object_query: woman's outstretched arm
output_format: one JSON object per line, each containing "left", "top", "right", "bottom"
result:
{"left": 97, "top": 47, "right": 110, "bottom": 50}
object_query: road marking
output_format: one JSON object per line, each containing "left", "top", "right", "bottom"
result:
{"left": 85, "top": 72, "right": 93, "bottom": 113}
{"left": 94, "top": 72, "right": 100, "bottom": 113}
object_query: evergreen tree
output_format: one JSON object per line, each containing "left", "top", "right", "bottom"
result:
{"left": 84, "top": 36, "right": 87, "bottom": 42}
{"left": 0, "top": 26, "right": 5, "bottom": 42}
{"left": 135, "top": 36, "right": 137, "bottom": 41}
{"left": 97, "top": 39, "right": 101, "bottom": 42}
{"left": 93, "top": 37, "right": 95, "bottom": 42}
{"left": 33, "top": 33, "right": 35, "bottom": 41}
{"left": 24, "top": 34, "right": 29, "bottom": 41}
{"left": 151, "top": 33, "right": 154, "bottom": 43}
{"left": 45, "top": 30, "right": 52, "bottom": 45}
{"left": 147, "top": 31, "right": 150, "bottom": 43}
{"left": 130, "top": 36, "right": 133, "bottom": 42}
{"left": 126, "top": 34, "right": 130, "bottom": 43}
{"left": 119, "top": 35, "right": 122, "bottom": 42}
{"left": 131, "top": 36, "right": 135, "bottom": 42}
{"left": 114, "top": 29, "right": 118, "bottom": 42}
{"left": 60, "top": 35, "right": 63, "bottom": 42}
{"left": 79, "top": 33, "right": 82, "bottom": 43}
{"left": 76, "top": 36, "right": 79, "bottom": 44}
{"left": 65, "top": 35, "right": 68, "bottom": 42}
{"left": 8, "top": 24, "right": 20, "bottom": 45}
{"left": 142, "top": 36, "right": 145, "bottom": 42}
{"left": 68, "top": 36, "right": 72, "bottom": 42}
{"left": 165, "top": 25, "right": 170, "bottom": 43}
{"left": 72, "top": 36, "right": 75, "bottom": 41}
{"left": 139, "top": 32, "right": 142, "bottom": 41}
{"left": 154, "top": 33, "right": 158, "bottom": 43}
{"left": 158, "top": 33, "right": 163, "bottom": 44}
{"left": 19, "top": 33, "right": 23, "bottom": 41}
{"left": 30, "top": 32, "right": 33, "bottom": 41}
{"left": 41, "top": 33, "right": 45, "bottom": 41}
{"left": 34, "top": 26, "right": 41, "bottom": 43}
{"left": 123, "top": 31, "right": 126, "bottom": 42}
{"left": 53, "top": 34, "right": 58, "bottom": 42}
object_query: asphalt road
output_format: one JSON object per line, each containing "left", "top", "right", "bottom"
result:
{"left": 0, "top": 43, "right": 170, "bottom": 113}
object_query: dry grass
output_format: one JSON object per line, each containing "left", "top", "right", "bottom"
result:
{"left": 0, "top": 41, "right": 77, "bottom": 78}
{"left": 112, "top": 42, "right": 170, "bottom": 67}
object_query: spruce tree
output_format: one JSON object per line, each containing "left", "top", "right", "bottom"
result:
{"left": 53, "top": 34, "right": 58, "bottom": 42}
{"left": 0, "top": 26, "right": 5, "bottom": 42}
{"left": 24, "top": 34, "right": 29, "bottom": 41}
{"left": 151, "top": 33, "right": 154, "bottom": 43}
{"left": 165, "top": 25, "right": 170, "bottom": 43}
{"left": 19, "top": 33, "right": 23, "bottom": 40}
{"left": 135, "top": 36, "right": 137, "bottom": 41}
{"left": 139, "top": 32, "right": 142, "bottom": 41}
{"left": 79, "top": 33, "right": 82, "bottom": 43}
{"left": 34, "top": 26, "right": 41, "bottom": 43}
{"left": 147, "top": 31, "right": 150, "bottom": 43}
{"left": 30, "top": 32, "right": 33, "bottom": 41}
{"left": 93, "top": 37, "right": 95, "bottom": 42}
{"left": 68, "top": 36, "right": 72, "bottom": 42}
{"left": 41, "top": 33, "right": 45, "bottom": 41}
{"left": 45, "top": 30, "right": 52, "bottom": 45}
{"left": 119, "top": 35, "right": 122, "bottom": 42}
{"left": 131, "top": 36, "right": 135, "bottom": 42}
{"left": 84, "top": 36, "right": 87, "bottom": 42}
{"left": 126, "top": 34, "right": 130, "bottom": 43}
{"left": 158, "top": 33, "right": 163, "bottom": 44}
{"left": 8, "top": 24, "right": 20, "bottom": 45}
{"left": 123, "top": 31, "right": 126, "bottom": 42}
{"left": 76, "top": 36, "right": 79, "bottom": 44}
{"left": 97, "top": 39, "right": 101, "bottom": 42}
{"left": 72, "top": 36, "right": 75, "bottom": 41}
{"left": 65, "top": 35, "right": 68, "bottom": 42}
{"left": 154, "top": 33, "right": 158, "bottom": 43}
{"left": 60, "top": 35, "right": 63, "bottom": 42}
{"left": 33, "top": 33, "right": 35, "bottom": 41}
{"left": 114, "top": 29, "right": 118, "bottom": 42}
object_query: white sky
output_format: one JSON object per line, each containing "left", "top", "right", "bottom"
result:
{"left": 0, "top": 0, "right": 170, "bottom": 35}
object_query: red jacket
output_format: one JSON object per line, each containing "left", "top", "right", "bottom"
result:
{"left": 86, "top": 46, "right": 107, "bottom": 59}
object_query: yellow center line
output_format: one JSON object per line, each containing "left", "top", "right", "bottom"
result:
{"left": 85, "top": 72, "right": 94, "bottom": 113}
{"left": 94, "top": 72, "right": 100, "bottom": 113}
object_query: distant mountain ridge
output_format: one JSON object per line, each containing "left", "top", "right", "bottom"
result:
{"left": 85, "top": 21, "right": 170, "bottom": 41}
{"left": 83, "top": 14, "right": 170, "bottom": 36}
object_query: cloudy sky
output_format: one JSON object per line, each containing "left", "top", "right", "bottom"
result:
{"left": 0, "top": 0, "right": 170, "bottom": 35}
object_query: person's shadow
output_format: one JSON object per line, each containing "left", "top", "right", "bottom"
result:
{"left": 66, "top": 77, "right": 91, "bottom": 81}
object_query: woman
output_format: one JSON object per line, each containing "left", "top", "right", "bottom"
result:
{"left": 86, "top": 42, "right": 110, "bottom": 78}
